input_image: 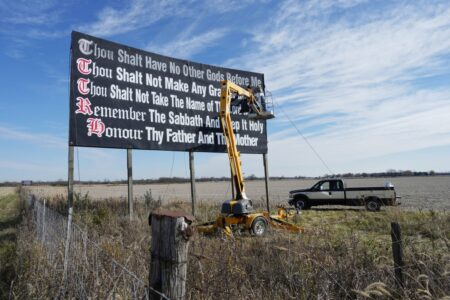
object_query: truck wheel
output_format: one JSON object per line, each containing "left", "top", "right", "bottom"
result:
{"left": 295, "top": 199, "right": 310, "bottom": 210}
{"left": 251, "top": 217, "right": 267, "bottom": 236}
{"left": 366, "top": 198, "right": 380, "bottom": 212}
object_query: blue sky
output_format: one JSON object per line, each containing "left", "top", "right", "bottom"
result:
{"left": 1, "top": 0, "right": 450, "bottom": 181}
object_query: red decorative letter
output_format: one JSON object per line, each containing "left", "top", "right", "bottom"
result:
{"left": 77, "top": 78, "right": 90, "bottom": 95}
{"left": 86, "top": 118, "right": 105, "bottom": 137}
{"left": 77, "top": 58, "right": 92, "bottom": 75}
{"left": 75, "top": 97, "right": 93, "bottom": 115}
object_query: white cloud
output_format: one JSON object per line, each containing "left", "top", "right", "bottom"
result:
{"left": 0, "top": 126, "right": 65, "bottom": 149}
{"left": 146, "top": 27, "right": 227, "bottom": 59}
{"left": 0, "top": 0, "right": 62, "bottom": 26}
{"left": 0, "top": 126, "right": 114, "bottom": 160}
{"left": 219, "top": 1, "right": 450, "bottom": 175}
{"left": 78, "top": 0, "right": 184, "bottom": 37}
{"left": 0, "top": 160, "right": 61, "bottom": 173}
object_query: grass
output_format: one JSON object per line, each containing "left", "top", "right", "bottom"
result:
{"left": 0, "top": 191, "right": 22, "bottom": 298}
{"left": 10, "top": 192, "right": 450, "bottom": 299}
{"left": 186, "top": 205, "right": 450, "bottom": 299}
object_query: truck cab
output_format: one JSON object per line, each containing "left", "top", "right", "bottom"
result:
{"left": 292, "top": 179, "right": 347, "bottom": 206}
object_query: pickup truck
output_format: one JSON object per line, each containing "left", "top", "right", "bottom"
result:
{"left": 288, "top": 179, "right": 399, "bottom": 211}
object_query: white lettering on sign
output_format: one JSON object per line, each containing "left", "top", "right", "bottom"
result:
{"left": 166, "top": 128, "right": 196, "bottom": 144}
{"left": 110, "top": 84, "right": 133, "bottom": 101}
{"left": 191, "top": 82, "right": 206, "bottom": 97}
{"left": 249, "top": 120, "right": 264, "bottom": 133}
{"left": 105, "top": 127, "right": 143, "bottom": 140}
{"left": 145, "top": 127, "right": 164, "bottom": 144}
{"left": 148, "top": 109, "right": 166, "bottom": 123}
{"left": 116, "top": 67, "right": 143, "bottom": 84}
{"left": 168, "top": 111, "right": 203, "bottom": 127}
{"left": 118, "top": 49, "right": 143, "bottom": 67}
{"left": 92, "top": 62, "right": 113, "bottom": 79}
{"left": 145, "top": 73, "right": 162, "bottom": 88}
{"left": 90, "top": 82, "right": 107, "bottom": 98}
{"left": 164, "top": 77, "right": 189, "bottom": 92}
{"left": 78, "top": 39, "right": 93, "bottom": 55}
{"left": 145, "top": 56, "right": 167, "bottom": 72}
{"left": 93, "top": 106, "right": 146, "bottom": 121}
{"left": 185, "top": 97, "right": 205, "bottom": 111}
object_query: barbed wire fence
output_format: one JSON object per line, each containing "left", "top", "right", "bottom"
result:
{"left": 28, "top": 195, "right": 169, "bottom": 299}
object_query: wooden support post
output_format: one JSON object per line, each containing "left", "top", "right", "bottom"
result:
{"left": 189, "top": 151, "right": 196, "bottom": 216}
{"left": 127, "top": 149, "right": 133, "bottom": 220}
{"left": 63, "top": 145, "right": 75, "bottom": 283}
{"left": 149, "top": 210, "right": 194, "bottom": 300}
{"left": 391, "top": 222, "right": 404, "bottom": 289}
{"left": 263, "top": 153, "right": 270, "bottom": 213}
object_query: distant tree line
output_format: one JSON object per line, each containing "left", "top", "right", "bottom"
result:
{"left": 0, "top": 170, "right": 448, "bottom": 187}
{"left": 322, "top": 170, "right": 447, "bottom": 179}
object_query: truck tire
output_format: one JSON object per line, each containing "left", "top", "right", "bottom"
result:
{"left": 366, "top": 197, "right": 381, "bottom": 212}
{"left": 251, "top": 217, "right": 267, "bottom": 236}
{"left": 295, "top": 198, "right": 310, "bottom": 210}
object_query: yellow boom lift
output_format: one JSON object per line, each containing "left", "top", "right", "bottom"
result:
{"left": 197, "top": 80, "right": 303, "bottom": 236}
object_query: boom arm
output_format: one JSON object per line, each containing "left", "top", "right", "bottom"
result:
{"left": 219, "top": 80, "right": 273, "bottom": 201}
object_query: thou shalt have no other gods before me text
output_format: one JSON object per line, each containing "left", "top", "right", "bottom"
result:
{"left": 71, "top": 33, "right": 267, "bottom": 153}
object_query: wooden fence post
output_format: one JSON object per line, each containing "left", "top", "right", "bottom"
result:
{"left": 149, "top": 210, "right": 194, "bottom": 300}
{"left": 391, "top": 222, "right": 404, "bottom": 289}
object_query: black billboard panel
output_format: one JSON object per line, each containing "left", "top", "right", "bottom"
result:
{"left": 69, "top": 31, "right": 267, "bottom": 153}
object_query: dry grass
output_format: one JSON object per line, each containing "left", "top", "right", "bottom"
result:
{"left": 10, "top": 191, "right": 450, "bottom": 299}
{"left": 0, "top": 191, "right": 23, "bottom": 298}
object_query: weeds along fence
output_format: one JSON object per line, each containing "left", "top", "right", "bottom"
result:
{"left": 20, "top": 193, "right": 449, "bottom": 299}
{"left": 28, "top": 195, "right": 168, "bottom": 300}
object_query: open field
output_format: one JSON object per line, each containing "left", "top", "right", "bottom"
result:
{"left": 8, "top": 193, "right": 450, "bottom": 299}
{"left": 0, "top": 187, "right": 17, "bottom": 197}
{"left": 0, "top": 181, "right": 448, "bottom": 298}
{"left": 6, "top": 176, "right": 450, "bottom": 210}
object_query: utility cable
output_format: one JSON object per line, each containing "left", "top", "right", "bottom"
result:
{"left": 271, "top": 95, "right": 334, "bottom": 176}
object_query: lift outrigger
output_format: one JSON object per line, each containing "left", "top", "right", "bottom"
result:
{"left": 197, "top": 80, "right": 303, "bottom": 237}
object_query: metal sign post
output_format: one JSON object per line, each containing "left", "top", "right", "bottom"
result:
{"left": 189, "top": 151, "right": 197, "bottom": 216}
{"left": 127, "top": 149, "right": 134, "bottom": 220}
{"left": 263, "top": 153, "right": 270, "bottom": 213}
{"left": 64, "top": 145, "right": 75, "bottom": 283}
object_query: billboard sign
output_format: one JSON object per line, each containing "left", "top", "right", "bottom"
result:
{"left": 69, "top": 31, "right": 267, "bottom": 153}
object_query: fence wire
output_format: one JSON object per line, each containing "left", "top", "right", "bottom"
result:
{"left": 30, "top": 195, "right": 169, "bottom": 300}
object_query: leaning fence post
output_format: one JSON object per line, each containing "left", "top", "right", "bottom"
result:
{"left": 149, "top": 209, "right": 194, "bottom": 300}
{"left": 391, "top": 222, "right": 404, "bottom": 289}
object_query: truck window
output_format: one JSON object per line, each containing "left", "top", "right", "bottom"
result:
{"left": 330, "top": 180, "right": 344, "bottom": 191}
{"left": 312, "top": 182, "right": 321, "bottom": 190}
{"left": 319, "top": 181, "right": 330, "bottom": 191}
